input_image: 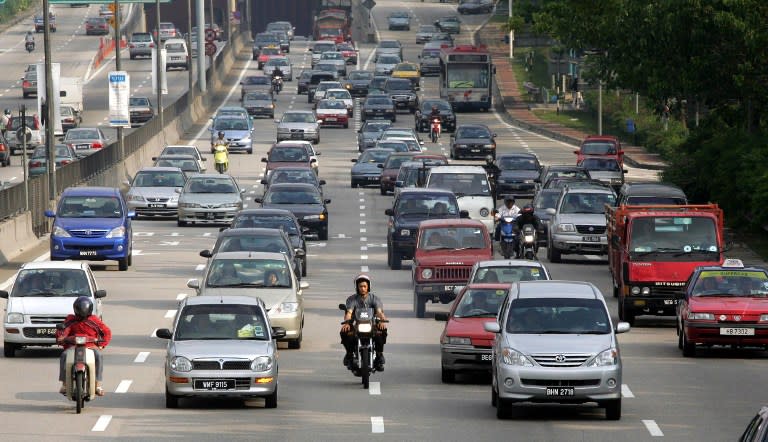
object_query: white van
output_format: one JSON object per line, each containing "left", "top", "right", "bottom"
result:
{"left": 425, "top": 165, "right": 494, "bottom": 233}
{"left": 164, "top": 38, "right": 189, "bottom": 71}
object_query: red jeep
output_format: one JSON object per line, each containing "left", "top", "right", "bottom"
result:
{"left": 412, "top": 219, "right": 492, "bottom": 318}
{"left": 574, "top": 135, "right": 625, "bottom": 168}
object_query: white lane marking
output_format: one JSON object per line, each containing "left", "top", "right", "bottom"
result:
{"left": 360, "top": 213, "right": 366, "bottom": 217}
{"left": 360, "top": 237, "right": 367, "bottom": 242}
{"left": 338, "top": 233, "right": 347, "bottom": 238}
{"left": 134, "top": 231, "right": 154, "bottom": 236}
{"left": 369, "top": 381, "right": 381, "bottom": 395}
{"left": 115, "top": 380, "right": 133, "bottom": 393}
{"left": 134, "top": 352, "right": 150, "bottom": 363}
{"left": 359, "top": 205, "right": 365, "bottom": 210}
{"left": 360, "top": 228, "right": 366, "bottom": 233}
{"left": 642, "top": 420, "right": 664, "bottom": 437}
{"left": 91, "top": 415, "right": 113, "bottom": 432}
{"left": 176, "top": 293, "right": 188, "bottom": 301}
{"left": 150, "top": 328, "right": 159, "bottom": 337}
{"left": 360, "top": 220, "right": 366, "bottom": 225}
{"left": 361, "top": 255, "right": 368, "bottom": 260}
{"left": 203, "top": 232, "right": 212, "bottom": 237}
{"left": 621, "top": 384, "right": 635, "bottom": 398}
{"left": 195, "top": 264, "right": 205, "bottom": 271}
{"left": 492, "top": 111, "right": 575, "bottom": 149}
{"left": 584, "top": 255, "right": 601, "bottom": 260}
{"left": 361, "top": 265, "right": 369, "bottom": 272}
{"left": 361, "top": 246, "right": 368, "bottom": 251}
{"left": 371, "top": 416, "right": 384, "bottom": 433}
{"left": 164, "top": 310, "right": 177, "bottom": 319}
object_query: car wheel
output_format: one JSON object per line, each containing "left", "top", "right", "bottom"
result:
{"left": 604, "top": 399, "right": 621, "bottom": 420}
{"left": 264, "top": 386, "right": 278, "bottom": 408}
{"left": 165, "top": 388, "right": 179, "bottom": 408}
{"left": 344, "top": 122, "right": 349, "bottom": 129}
{"left": 247, "top": 149, "right": 253, "bottom": 154}
{"left": 288, "top": 333, "right": 302, "bottom": 349}
{"left": 118, "top": 258, "right": 128, "bottom": 271}
{"left": 677, "top": 324, "right": 684, "bottom": 350}
{"left": 496, "top": 397, "right": 509, "bottom": 419}
{"left": 3, "top": 342, "right": 17, "bottom": 358}
{"left": 612, "top": 284, "right": 619, "bottom": 298}
{"left": 682, "top": 329, "right": 696, "bottom": 357}
{"left": 441, "top": 367, "right": 455, "bottom": 383}
{"left": 319, "top": 227, "right": 328, "bottom": 241}
{"left": 301, "top": 258, "right": 307, "bottom": 277}
{"left": 129, "top": 54, "right": 135, "bottom": 60}
{"left": 618, "top": 297, "right": 636, "bottom": 326}
{"left": 351, "top": 180, "right": 357, "bottom": 188}
{"left": 177, "top": 220, "right": 187, "bottom": 227}
{"left": 127, "top": 251, "right": 132, "bottom": 266}
{"left": 391, "top": 250, "right": 402, "bottom": 270}
{"left": 547, "top": 239, "right": 561, "bottom": 263}
{"left": 380, "top": 187, "right": 386, "bottom": 195}
{"left": 414, "top": 295, "right": 426, "bottom": 318}
{"left": 491, "top": 383, "right": 498, "bottom": 407}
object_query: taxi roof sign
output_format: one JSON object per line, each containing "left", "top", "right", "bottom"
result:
{"left": 722, "top": 258, "right": 745, "bottom": 268}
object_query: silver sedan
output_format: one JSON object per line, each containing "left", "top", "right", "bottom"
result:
{"left": 125, "top": 166, "right": 187, "bottom": 218}
{"left": 275, "top": 111, "right": 321, "bottom": 144}
{"left": 177, "top": 174, "right": 244, "bottom": 226}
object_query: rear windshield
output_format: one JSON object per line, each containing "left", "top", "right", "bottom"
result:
{"left": 471, "top": 266, "right": 548, "bottom": 284}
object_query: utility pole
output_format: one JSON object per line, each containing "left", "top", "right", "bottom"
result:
{"left": 187, "top": 0, "right": 193, "bottom": 92}
{"left": 598, "top": 80, "right": 603, "bottom": 135}
{"left": 43, "top": 0, "right": 55, "bottom": 205}
{"left": 114, "top": 0, "right": 124, "bottom": 166}
{"left": 155, "top": 0, "right": 164, "bottom": 135}
{"left": 196, "top": 0, "right": 206, "bottom": 92}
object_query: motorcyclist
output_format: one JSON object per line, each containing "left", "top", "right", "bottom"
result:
{"left": 514, "top": 204, "right": 542, "bottom": 255}
{"left": 484, "top": 155, "right": 501, "bottom": 200}
{"left": 25, "top": 31, "right": 34, "bottom": 44}
{"left": 1, "top": 109, "right": 10, "bottom": 136}
{"left": 340, "top": 274, "right": 388, "bottom": 372}
{"left": 494, "top": 196, "right": 520, "bottom": 241}
{"left": 271, "top": 65, "right": 284, "bottom": 80}
{"left": 429, "top": 104, "right": 441, "bottom": 122}
{"left": 213, "top": 131, "right": 229, "bottom": 147}
{"left": 56, "top": 296, "right": 112, "bottom": 397}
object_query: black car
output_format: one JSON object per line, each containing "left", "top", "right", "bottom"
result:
{"left": 449, "top": 124, "right": 497, "bottom": 160}
{"left": 434, "top": 16, "right": 461, "bottom": 34}
{"left": 307, "top": 72, "right": 337, "bottom": 101}
{"left": 414, "top": 99, "right": 456, "bottom": 133}
{"left": 457, "top": 0, "right": 494, "bottom": 14}
{"left": 342, "top": 70, "right": 374, "bottom": 97}
{"left": 255, "top": 183, "right": 331, "bottom": 241}
{"left": 357, "top": 120, "right": 393, "bottom": 152}
{"left": 296, "top": 70, "right": 314, "bottom": 95}
{"left": 495, "top": 153, "right": 541, "bottom": 199}
{"left": 350, "top": 148, "right": 392, "bottom": 188}
{"left": 229, "top": 209, "right": 308, "bottom": 276}
{"left": 199, "top": 227, "right": 304, "bottom": 279}
{"left": 361, "top": 95, "right": 397, "bottom": 123}
{"left": 369, "top": 75, "right": 389, "bottom": 94}
{"left": 531, "top": 188, "right": 561, "bottom": 247}
{"left": 385, "top": 188, "right": 464, "bottom": 269}
{"left": 384, "top": 78, "right": 418, "bottom": 113}
{"left": 261, "top": 166, "right": 326, "bottom": 193}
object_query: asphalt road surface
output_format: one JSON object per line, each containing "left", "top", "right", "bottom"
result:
{"left": 0, "top": 1, "right": 761, "bottom": 440}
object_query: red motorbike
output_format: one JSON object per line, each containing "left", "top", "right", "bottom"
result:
{"left": 57, "top": 325, "right": 102, "bottom": 414}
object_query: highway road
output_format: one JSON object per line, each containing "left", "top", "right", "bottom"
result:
{"left": 0, "top": 1, "right": 762, "bottom": 440}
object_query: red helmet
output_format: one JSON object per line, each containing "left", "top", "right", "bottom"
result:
{"left": 521, "top": 204, "right": 534, "bottom": 215}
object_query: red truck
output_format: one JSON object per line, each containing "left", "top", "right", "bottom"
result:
{"left": 313, "top": 9, "right": 350, "bottom": 43}
{"left": 412, "top": 219, "right": 492, "bottom": 318}
{"left": 606, "top": 204, "right": 725, "bottom": 325}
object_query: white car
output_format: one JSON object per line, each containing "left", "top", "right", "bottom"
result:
{"left": 1, "top": 261, "right": 106, "bottom": 357}
{"left": 263, "top": 57, "right": 293, "bottom": 81}
{"left": 324, "top": 88, "right": 354, "bottom": 116}
{"left": 164, "top": 38, "right": 190, "bottom": 71}
{"left": 312, "top": 81, "right": 342, "bottom": 102}
{"left": 276, "top": 139, "right": 320, "bottom": 174}
{"left": 426, "top": 165, "right": 495, "bottom": 233}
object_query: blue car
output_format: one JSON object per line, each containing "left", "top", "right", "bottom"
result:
{"left": 45, "top": 187, "right": 135, "bottom": 271}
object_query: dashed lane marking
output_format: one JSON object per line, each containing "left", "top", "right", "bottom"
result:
{"left": 91, "top": 415, "right": 112, "bottom": 432}
{"left": 176, "top": 293, "right": 188, "bottom": 301}
{"left": 371, "top": 416, "right": 384, "bottom": 433}
{"left": 115, "top": 380, "right": 132, "bottom": 393}
{"left": 369, "top": 381, "right": 381, "bottom": 395}
{"left": 195, "top": 264, "right": 205, "bottom": 271}
{"left": 361, "top": 265, "right": 369, "bottom": 272}
{"left": 642, "top": 420, "right": 664, "bottom": 437}
{"left": 361, "top": 255, "right": 368, "bottom": 260}
{"left": 621, "top": 384, "right": 635, "bottom": 398}
{"left": 134, "top": 352, "right": 150, "bottom": 363}
{"left": 164, "top": 310, "right": 177, "bottom": 319}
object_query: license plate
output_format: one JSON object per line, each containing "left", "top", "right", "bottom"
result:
{"left": 193, "top": 379, "right": 235, "bottom": 391}
{"left": 205, "top": 212, "right": 215, "bottom": 220}
{"left": 720, "top": 327, "right": 755, "bottom": 336}
{"left": 148, "top": 203, "right": 166, "bottom": 208}
{"left": 444, "top": 285, "right": 454, "bottom": 291}
{"left": 36, "top": 327, "right": 57, "bottom": 336}
{"left": 367, "top": 176, "right": 378, "bottom": 181}
{"left": 471, "top": 149, "right": 480, "bottom": 153}
{"left": 582, "top": 236, "right": 600, "bottom": 242}
{"left": 326, "top": 117, "right": 337, "bottom": 121}
{"left": 79, "top": 250, "right": 98, "bottom": 256}
{"left": 546, "top": 387, "right": 575, "bottom": 396}
{"left": 478, "top": 354, "right": 492, "bottom": 361}
{"left": 663, "top": 299, "right": 678, "bottom": 305}
{"left": 76, "top": 144, "right": 90, "bottom": 150}
{"left": 291, "top": 133, "right": 303, "bottom": 139}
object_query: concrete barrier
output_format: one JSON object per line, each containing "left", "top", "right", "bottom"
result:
{"left": 0, "top": 212, "right": 41, "bottom": 266}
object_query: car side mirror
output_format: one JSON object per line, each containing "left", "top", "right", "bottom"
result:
{"left": 271, "top": 327, "right": 287, "bottom": 339}
{"left": 310, "top": 158, "right": 317, "bottom": 163}
{"left": 201, "top": 157, "right": 207, "bottom": 161}
{"left": 155, "top": 328, "right": 173, "bottom": 339}
{"left": 0, "top": 290, "right": 8, "bottom": 299}
{"left": 261, "top": 157, "right": 267, "bottom": 162}
{"left": 123, "top": 180, "right": 131, "bottom": 186}
{"left": 434, "top": 312, "right": 449, "bottom": 321}
{"left": 299, "top": 281, "right": 310, "bottom": 290}
{"left": 377, "top": 164, "right": 384, "bottom": 169}
{"left": 186, "top": 279, "right": 200, "bottom": 289}
{"left": 44, "top": 210, "right": 55, "bottom": 218}
{"left": 174, "top": 188, "right": 182, "bottom": 194}
{"left": 274, "top": 119, "right": 280, "bottom": 123}
{"left": 615, "top": 322, "right": 631, "bottom": 334}
{"left": 623, "top": 169, "right": 628, "bottom": 173}
{"left": 56, "top": 323, "right": 67, "bottom": 330}
{"left": 324, "top": 199, "right": 331, "bottom": 204}
{"left": 319, "top": 180, "right": 326, "bottom": 185}
{"left": 200, "top": 250, "right": 212, "bottom": 258}
{"left": 546, "top": 208, "right": 556, "bottom": 216}
{"left": 315, "top": 152, "right": 321, "bottom": 156}
{"left": 294, "top": 248, "right": 305, "bottom": 257}
{"left": 384, "top": 208, "right": 394, "bottom": 216}
{"left": 260, "top": 179, "right": 268, "bottom": 184}
{"left": 459, "top": 210, "right": 470, "bottom": 218}
{"left": 483, "top": 322, "right": 501, "bottom": 333}
{"left": 395, "top": 181, "right": 403, "bottom": 188}
{"left": 254, "top": 197, "right": 263, "bottom": 203}
{"left": 317, "top": 119, "right": 323, "bottom": 124}
{"left": 94, "top": 289, "right": 107, "bottom": 299}
{"left": 127, "top": 211, "right": 136, "bottom": 219}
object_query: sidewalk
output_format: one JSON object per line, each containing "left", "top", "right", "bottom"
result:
{"left": 475, "top": 21, "right": 667, "bottom": 170}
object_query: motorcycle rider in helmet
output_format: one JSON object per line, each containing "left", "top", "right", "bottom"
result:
{"left": 56, "top": 296, "right": 112, "bottom": 396}
{"left": 340, "top": 274, "right": 388, "bottom": 372}
{"left": 25, "top": 31, "right": 34, "bottom": 43}
{"left": 494, "top": 195, "right": 520, "bottom": 240}
{"left": 0, "top": 109, "right": 10, "bottom": 136}
{"left": 213, "top": 131, "right": 229, "bottom": 147}
{"left": 514, "top": 204, "right": 542, "bottom": 256}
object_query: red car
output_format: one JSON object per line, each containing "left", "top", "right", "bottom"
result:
{"left": 85, "top": 17, "right": 109, "bottom": 36}
{"left": 257, "top": 46, "right": 282, "bottom": 69}
{"left": 574, "top": 135, "right": 625, "bottom": 168}
{"left": 261, "top": 143, "right": 314, "bottom": 179}
{"left": 435, "top": 283, "right": 508, "bottom": 383}
{"left": 336, "top": 42, "right": 358, "bottom": 65}
{"left": 677, "top": 259, "right": 768, "bottom": 357}
{"left": 315, "top": 99, "right": 349, "bottom": 128}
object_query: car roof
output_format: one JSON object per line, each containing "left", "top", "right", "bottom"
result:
{"left": 218, "top": 227, "right": 284, "bottom": 238}
{"left": 211, "top": 251, "right": 287, "bottom": 260}
{"left": 61, "top": 186, "right": 120, "bottom": 196}
{"left": 419, "top": 218, "right": 485, "bottom": 228}
{"left": 476, "top": 259, "right": 548, "bottom": 269}
{"left": 429, "top": 165, "right": 486, "bottom": 174}
{"left": 619, "top": 182, "right": 686, "bottom": 197}
{"left": 20, "top": 260, "right": 90, "bottom": 270}
{"left": 514, "top": 280, "right": 601, "bottom": 300}
{"left": 182, "top": 295, "right": 265, "bottom": 307}
{"left": 136, "top": 166, "right": 185, "bottom": 173}
{"left": 398, "top": 187, "right": 455, "bottom": 197}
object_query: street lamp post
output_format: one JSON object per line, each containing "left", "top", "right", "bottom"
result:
{"left": 43, "top": 0, "right": 55, "bottom": 205}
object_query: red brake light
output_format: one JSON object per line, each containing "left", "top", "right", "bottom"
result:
{"left": 23, "top": 81, "right": 31, "bottom": 88}
{"left": 149, "top": 43, "right": 155, "bottom": 48}
{"left": 0, "top": 144, "right": 6, "bottom": 152}
{"left": 129, "top": 44, "right": 135, "bottom": 48}
{"left": 60, "top": 160, "right": 72, "bottom": 165}
{"left": 29, "top": 161, "right": 42, "bottom": 167}
{"left": 92, "top": 143, "right": 103, "bottom": 149}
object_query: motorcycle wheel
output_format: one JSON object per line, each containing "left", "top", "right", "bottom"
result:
{"left": 75, "top": 372, "right": 85, "bottom": 414}
{"left": 360, "top": 347, "right": 370, "bottom": 389}
{"left": 501, "top": 241, "right": 512, "bottom": 259}
{"left": 525, "top": 250, "right": 535, "bottom": 260}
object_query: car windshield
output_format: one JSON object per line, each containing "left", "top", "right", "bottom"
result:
{"left": 506, "top": 298, "right": 611, "bottom": 334}
{"left": 471, "top": 266, "right": 548, "bottom": 284}
{"left": 206, "top": 258, "right": 291, "bottom": 288}
{"left": 10, "top": 116, "right": 36, "bottom": 130}
{"left": 174, "top": 304, "right": 270, "bottom": 341}
{"left": 313, "top": 43, "right": 335, "bottom": 53}
{"left": 380, "top": 41, "right": 399, "bottom": 48}
{"left": 363, "top": 123, "right": 391, "bottom": 132}
{"left": 545, "top": 169, "right": 590, "bottom": 182}
{"left": 629, "top": 216, "right": 719, "bottom": 255}
{"left": 269, "top": 147, "right": 309, "bottom": 162}
{"left": 358, "top": 150, "right": 390, "bottom": 164}
{"left": 581, "top": 158, "right": 621, "bottom": 171}
{"left": 129, "top": 97, "right": 150, "bottom": 106}
{"left": 216, "top": 235, "right": 289, "bottom": 255}
{"left": 58, "top": 196, "right": 122, "bottom": 218}
{"left": 282, "top": 113, "right": 315, "bottom": 123}
{"left": 691, "top": 270, "right": 768, "bottom": 297}
{"left": 581, "top": 141, "right": 617, "bottom": 155}
{"left": 418, "top": 227, "right": 487, "bottom": 250}
{"left": 232, "top": 215, "right": 299, "bottom": 234}
{"left": 267, "top": 58, "right": 289, "bottom": 66}
{"left": 367, "top": 97, "right": 392, "bottom": 105}
{"left": 456, "top": 127, "right": 491, "bottom": 139}
{"left": 427, "top": 173, "right": 491, "bottom": 197}
{"left": 186, "top": 178, "right": 237, "bottom": 194}
{"left": 396, "top": 64, "right": 417, "bottom": 71}
{"left": 133, "top": 171, "right": 185, "bottom": 187}
{"left": 60, "top": 107, "right": 74, "bottom": 117}
{"left": 315, "top": 63, "right": 336, "bottom": 72}
{"left": 262, "top": 48, "right": 280, "bottom": 55}
{"left": 318, "top": 82, "right": 341, "bottom": 91}
{"left": 32, "top": 145, "right": 70, "bottom": 159}
{"left": 266, "top": 189, "right": 321, "bottom": 205}
{"left": 396, "top": 194, "right": 458, "bottom": 217}
{"left": 422, "top": 101, "right": 451, "bottom": 111}
{"left": 132, "top": 33, "right": 151, "bottom": 42}
{"left": 319, "top": 100, "right": 346, "bottom": 109}
{"left": 270, "top": 169, "right": 316, "bottom": 185}
{"left": 165, "top": 43, "right": 185, "bottom": 52}
{"left": 12, "top": 269, "right": 91, "bottom": 297}
{"left": 377, "top": 142, "right": 408, "bottom": 152}
{"left": 65, "top": 130, "right": 101, "bottom": 141}
{"left": 378, "top": 55, "right": 401, "bottom": 64}
{"left": 386, "top": 80, "right": 411, "bottom": 91}
{"left": 499, "top": 156, "right": 538, "bottom": 170}
{"left": 384, "top": 155, "right": 415, "bottom": 169}
{"left": 243, "top": 76, "right": 269, "bottom": 85}
{"left": 534, "top": 192, "right": 560, "bottom": 210}
{"left": 214, "top": 119, "right": 249, "bottom": 131}
{"left": 245, "top": 92, "right": 271, "bottom": 102}
{"left": 349, "top": 72, "right": 372, "bottom": 80}
{"left": 559, "top": 192, "right": 616, "bottom": 214}
{"left": 453, "top": 289, "right": 506, "bottom": 318}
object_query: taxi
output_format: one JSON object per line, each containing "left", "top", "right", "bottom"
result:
{"left": 676, "top": 258, "right": 768, "bottom": 357}
{"left": 390, "top": 62, "right": 421, "bottom": 89}
{"left": 257, "top": 46, "right": 282, "bottom": 69}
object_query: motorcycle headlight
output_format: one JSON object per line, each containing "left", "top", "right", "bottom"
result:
{"left": 501, "top": 347, "right": 534, "bottom": 366}
{"left": 689, "top": 312, "right": 715, "bottom": 320}
{"left": 357, "top": 322, "right": 373, "bottom": 333}
{"left": 524, "top": 234, "right": 534, "bottom": 242}
{"left": 557, "top": 223, "right": 575, "bottom": 233}
{"left": 421, "top": 268, "right": 432, "bottom": 279}
{"left": 170, "top": 356, "right": 192, "bottom": 372}
{"left": 587, "top": 348, "right": 619, "bottom": 367}
{"left": 52, "top": 225, "right": 71, "bottom": 238}
{"left": 105, "top": 226, "right": 126, "bottom": 238}
{"left": 278, "top": 302, "right": 299, "bottom": 314}
{"left": 127, "top": 194, "right": 145, "bottom": 202}
{"left": 446, "top": 336, "right": 471, "bottom": 345}
{"left": 6, "top": 312, "right": 23, "bottom": 324}
{"left": 251, "top": 356, "right": 273, "bottom": 372}
{"left": 479, "top": 208, "right": 490, "bottom": 217}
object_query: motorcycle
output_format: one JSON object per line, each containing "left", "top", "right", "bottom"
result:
{"left": 57, "top": 324, "right": 102, "bottom": 414}
{"left": 213, "top": 142, "right": 229, "bottom": 174}
{"left": 518, "top": 224, "right": 538, "bottom": 260}
{"left": 339, "top": 304, "right": 388, "bottom": 389}
{"left": 271, "top": 75, "right": 283, "bottom": 94}
{"left": 498, "top": 215, "right": 516, "bottom": 259}
{"left": 430, "top": 117, "right": 441, "bottom": 143}
{"left": 25, "top": 41, "right": 34, "bottom": 53}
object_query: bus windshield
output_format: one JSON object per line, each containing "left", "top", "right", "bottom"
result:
{"left": 447, "top": 64, "right": 490, "bottom": 88}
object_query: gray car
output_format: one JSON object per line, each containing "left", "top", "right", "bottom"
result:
{"left": 240, "top": 75, "right": 273, "bottom": 101}
{"left": 350, "top": 148, "right": 392, "bottom": 188}
{"left": 156, "top": 296, "right": 284, "bottom": 409}
{"left": 275, "top": 111, "right": 321, "bottom": 144}
{"left": 208, "top": 116, "right": 254, "bottom": 154}
{"left": 546, "top": 186, "right": 616, "bottom": 262}
{"left": 128, "top": 32, "right": 154, "bottom": 59}
{"left": 152, "top": 154, "right": 203, "bottom": 177}
{"left": 177, "top": 174, "right": 244, "bottom": 226}
{"left": 416, "top": 24, "right": 438, "bottom": 44}
{"left": 318, "top": 52, "right": 347, "bottom": 77}
{"left": 27, "top": 144, "right": 78, "bottom": 177}
{"left": 374, "top": 54, "right": 401, "bottom": 76}
{"left": 357, "top": 120, "right": 392, "bottom": 152}
{"left": 243, "top": 91, "right": 275, "bottom": 118}
{"left": 579, "top": 157, "right": 627, "bottom": 189}
{"left": 125, "top": 166, "right": 187, "bottom": 218}
{"left": 375, "top": 40, "right": 403, "bottom": 60}
{"left": 485, "top": 280, "right": 630, "bottom": 420}
{"left": 387, "top": 11, "right": 411, "bottom": 31}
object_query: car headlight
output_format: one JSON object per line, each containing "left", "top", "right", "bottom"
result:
{"left": 345, "top": 84, "right": 352, "bottom": 89}
{"left": 400, "top": 229, "right": 410, "bottom": 236}
{"left": 501, "top": 347, "right": 534, "bottom": 366}
{"left": 587, "top": 348, "right": 619, "bottom": 367}
{"left": 455, "top": 144, "right": 468, "bottom": 148}
{"left": 304, "top": 214, "right": 320, "bottom": 220}
{"left": 169, "top": 195, "right": 179, "bottom": 203}
{"left": 446, "top": 336, "right": 471, "bottom": 345}
{"left": 484, "top": 144, "right": 495, "bottom": 148}
{"left": 127, "top": 194, "right": 144, "bottom": 202}
{"left": 105, "top": 226, "right": 126, "bottom": 238}
{"left": 641, "top": 287, "right": 651, "bottom": 295}
{"left": 479, "top": 208, "right": 490, "bottom": 217}
{"left": 222, "top": 202, "right": 241, "bottom": 208}
{"left": 251, "top": 356, "right": 273, "bottom": 372}
{"left": 421, "top": 268, "right": 432, "bottom": 279}
{"left": 556, "top": 223, "right": 575, "bottom": 233}
{"left": 6, "top": 312, "right": 24, "bottom": 324}
{"left": 170, "top": 356, "right": 192, "bottom": 372}
{"left": 760, "top": 314, "right": 768, "bottom": 322}
{"left": 179, "top": 202, "right": 201, "bottom": 208}
{"left": 689, "top": 312, "right": 715, "bottom": 320}
{"left": 278, "top": 302, "right": 299, "bottom": 314}
{"left": 52, "top": 225, "right": 71, "bottom": 238}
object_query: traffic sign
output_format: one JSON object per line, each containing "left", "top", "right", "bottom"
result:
{"left": 16, "top": 127, "right": 31, "bottom": 144}
{"left": 204, "top": 28, "right": 216, "bottom": 42}
{"left": 205, "top": 43, "right": 217, "bottom": 57}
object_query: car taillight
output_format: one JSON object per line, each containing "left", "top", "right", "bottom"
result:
{"left": 60, "top": 160, "right": 71, "bottom": 165}
{"left": 23, "top": 81, "right": 30, "bottom": 88}
{"left": 149, "top": 43, "right": 155, "bottom": 48}
{"left": 29, "top": 161, "right": 42, "bottom": 167}
{"left": 92, "top": 143, "right": 103, "bottom": 149}
{"left": 63, "top": 118, "right": 74, "bottom": 123}
{"left": 129, "top": 44, "right": 135, "bottom": 48}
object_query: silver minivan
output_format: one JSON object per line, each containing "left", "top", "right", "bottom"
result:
{"left": 485, "top": 280, "right": 630, "bottom": 420}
